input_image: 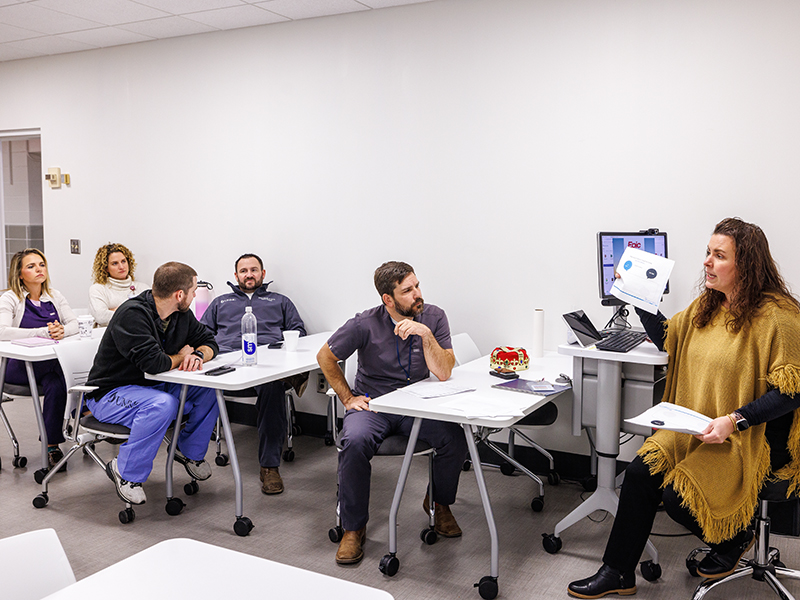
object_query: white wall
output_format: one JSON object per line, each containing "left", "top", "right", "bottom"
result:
{"left": 1, "top": 0, "right": 799, "bottom": 456}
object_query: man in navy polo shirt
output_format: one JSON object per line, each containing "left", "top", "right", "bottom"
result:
{"left": 317, "top": 261, "right": 466, "bottom": 566}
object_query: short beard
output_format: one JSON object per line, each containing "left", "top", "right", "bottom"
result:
{"left": 396, "top": 299, "right": 424, "bottom": 318}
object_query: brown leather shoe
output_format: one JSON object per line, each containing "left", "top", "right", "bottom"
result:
{"left": 283, "top": 373, "right": 309, "bottom": 397}
{"left": 260, "top": 467, "right": 284, "bottom": 495}
{"left": 423, "top": 494, "right": 462, "bottom": 537}
{"left": 335, "top": 527, "right": 366, "bottom": 565}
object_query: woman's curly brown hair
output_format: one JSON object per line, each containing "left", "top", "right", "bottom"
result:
{"left": 92, "top": 243, "right": 137, "bottom": 285}
{"left": 694, "top": 217, "right": 800, "bottom": 332}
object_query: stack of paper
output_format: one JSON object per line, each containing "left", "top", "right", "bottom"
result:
{"left": 625, "top": 402, "right": 712, "bottom": 435}
{"left": 440, "top": 395, "right": 528, "bottom": 419}
{"left": 403, "top": 381, "right": 475, "bottom": 399}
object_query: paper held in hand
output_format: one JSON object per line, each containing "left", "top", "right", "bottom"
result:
{"left": 610, "top": 246, "right": 675, "bottom": 314}
{"left": 625, "top": 402, "right": 712, "bottom": 435}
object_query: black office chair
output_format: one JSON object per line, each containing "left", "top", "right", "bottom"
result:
{"left": 686, "top": 478, "right": 800, "bottom": 599}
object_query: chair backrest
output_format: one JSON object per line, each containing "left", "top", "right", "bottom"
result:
{"left": 451, "top": 333, "right": 481, "bottom": 366}
{"left": 0, "top": 528, "right": 76, "bottom": 599}
{"left": 54, "top": 336, "right": 102, "bottom": 420}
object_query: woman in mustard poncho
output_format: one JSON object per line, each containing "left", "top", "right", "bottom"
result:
{"left": 568, "top": 218, "right": 800, "bottom": 599}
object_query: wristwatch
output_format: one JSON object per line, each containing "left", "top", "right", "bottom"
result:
{"left": 191, "top": 350, "right": 204, "bottom": 361}
{"left": 733, "top": 411, "right": 750, "bottom": 432}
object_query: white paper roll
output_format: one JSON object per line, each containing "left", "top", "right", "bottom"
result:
{"left": 532, "top": 308, "right": 545, "bottom": 358}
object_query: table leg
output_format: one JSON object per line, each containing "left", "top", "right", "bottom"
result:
{"left": 215, "top": 389, "right": 253, "bottom": 536}
{"left": 164, "top": 384, "right": 188, "bottom": 514}
{"left": 379, "top": 416, "right": 422, "bottom": 577}
{"left": 464, "top": 423, "right": 500, "bottom": 587}
{"left": 24, "top": 361, "right": 49, "bottom": 474}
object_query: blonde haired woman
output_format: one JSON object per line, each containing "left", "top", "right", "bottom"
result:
{"left": 0, "top": 248, "right": 77, "bottom": 467}
{"left": 89, "top": 243, "right": 148, "bottom": 326}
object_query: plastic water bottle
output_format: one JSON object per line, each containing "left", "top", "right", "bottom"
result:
{"left": 241, "top": 306, "right": 258, "bottom": 366}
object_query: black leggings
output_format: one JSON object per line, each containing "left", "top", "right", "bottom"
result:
{"left": 603, "top": 455, "right": 750, "bottom": 573}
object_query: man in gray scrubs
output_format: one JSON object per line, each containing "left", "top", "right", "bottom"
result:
{"left": 317, "top": 261, "right": 467, "bottom": 565}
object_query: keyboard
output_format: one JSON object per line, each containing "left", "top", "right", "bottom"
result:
{"left": 594, "top": 330, "right": 648, "bottom": 353}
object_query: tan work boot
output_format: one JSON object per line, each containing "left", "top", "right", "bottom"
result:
{"left": 423, "top": 494, "right": 462, "bottom": 537}
{"left": 260, "top": 467, "right": 284, "bottom": 495}
{"left": 335, "top": 526, "right": 367, "bottom": 565}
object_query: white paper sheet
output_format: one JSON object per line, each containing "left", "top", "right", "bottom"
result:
{"left": 402, "top": 381, "right": 476, "bottom": 399}
{"left": 625, "top": 402, "right": 712, "bottom": 435}
{"left": 440, "top": 395, "right": 527, "bottom": 418}
{"left": 610, "top": 246, "right": 675, "bottom": 314}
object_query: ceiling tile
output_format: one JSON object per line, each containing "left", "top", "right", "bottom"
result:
{"left": 0, "top": 43, "right": 45, "bottom": 61}
{"left": 4, "top": 34, "right": 94, "bottom": 56}
{"left": 358, "top": 0, "right": 433, "bottom": 7}
{"left": 255, "top": 0, "right": 368, "bottom": 20}
{"left": 59, "top": 26, "right": 155, "bottom": 47}
{"left": 133, "top": 0, "right": 246, "bottom": 15}
{"left": 0, "top": 22, "right": 40, "bottom": 43}
{"left": 31, "top": 0, "right": 170, "bottom": 26}
{"left": 0, "top": 3, "right": 104, "bottom": 35}
{"left": 184, "top": 4, "right": 287, "bottom": 29}
{"left": 119, "top": 16, "right": 218, "bottom": 38}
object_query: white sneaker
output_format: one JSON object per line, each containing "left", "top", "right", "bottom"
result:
{"left": 106, "top": 457, "right": 146, "bottom": 505}
{"left": 174, "top": 448, "right": 212, "bottom": 481}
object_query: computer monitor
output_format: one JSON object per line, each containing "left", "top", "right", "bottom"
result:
{"left": 597, "top": 229, "right": 669, "bottom": 306}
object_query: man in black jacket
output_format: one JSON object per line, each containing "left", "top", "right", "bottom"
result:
{"left": 86, "top": 262, "right": 219, "bottom": 505}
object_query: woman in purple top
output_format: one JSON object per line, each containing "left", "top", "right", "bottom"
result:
{"left": 0, "top": 248, "right": 78, "bottom": 468}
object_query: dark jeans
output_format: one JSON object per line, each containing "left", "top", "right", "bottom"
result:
{"left": 603, "top": 455, "right": 750, "bottom": 573}
{"left": 5, "top": 358, "right": 67, "bottom": 445}
{"left": 337, "top": 409, "right": 467, "bottom": 531}
{"left": 228, "top": 381, "right": 287, "bottom": 468}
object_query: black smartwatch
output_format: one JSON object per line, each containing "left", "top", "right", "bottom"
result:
{"left": 733, "top": 411, "right": 750, "bottom": 432}
{"left": 191, "top": 350, "right": 204, "bottom": 361}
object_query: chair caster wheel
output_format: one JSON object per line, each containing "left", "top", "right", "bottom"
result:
{"left": 542, "top": 533, "right": 562, "bottom": 554}
{"left": 530, "top": 496, "right": 544, "bottom": 512}
{"left": 686, "top": 557, "right": 700, "bottom": 577}
{"left": 379, "top": 554, "right": 400, "bottom": 577}
{"left": 32, "top": 493, "right": 48, "bottom": 508}
{"left": 184, "top": 481, "right": 200, "bottom": 495}
{"left": 165, "top": 497, "right": 185, "bottom": 516}
{"left": 34, "top": 468, "right": 47, "bottom": 484}
{"left": 324, "top": 434, "right": 335, "bottom": 446}
{"left": 292, "top": 425, "right": 302, "bottom": 436}
{"left": 474, "top": 576, "right": 498, "bottom": 599}
{"left": 547, "top": 470, "right": 560, "bottom": 485}
{"left": 119, "top": 507, "right": 135, "bottom": 524}
{"left": 462, "top": 460, "right": 472, "bottom": 471}
{"left": 328, "top": 526, "right": 343, "bottom": 543}
{"left": 500, "top": 462, "right": 515, "bottom": 476}
{"left": 215, "top": 454, "right": 229, "bottom": 466}
{"left": 282, "top": 449, "right": 295, "bottom": 462}
{"left": 581, "top": 476, "right": 597, "bottom": 492}
{"left": 234, "top": 516, "right": 254, "bottom": 537}
{"left": 640, "top": 560, "right": 661, "bottom": 581}
{"left": 420, "top": 528, "right": 438, "bottom": 545}
{"left": 13, "top": 455, "right": 27, "bottom": 468}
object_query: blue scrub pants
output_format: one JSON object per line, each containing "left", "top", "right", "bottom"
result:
{"left": 337, "top": 409, "right": 467, "bottom": 531}
{"left": 86, "top": 382, "right": 218, "bottom": 483}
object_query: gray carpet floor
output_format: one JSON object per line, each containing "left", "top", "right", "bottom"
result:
{"left": 0, "top": 396, "right": 796, "bottom": 600}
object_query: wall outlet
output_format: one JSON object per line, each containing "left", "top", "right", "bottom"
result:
{"left": 317, "top": 374, "right": 327, "bottom": 393}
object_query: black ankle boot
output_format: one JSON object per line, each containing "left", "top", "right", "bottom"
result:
{"left": 568, "top": 564, "right": 637, "bottom": 598}
{"left": 697, "top": 529, "right": 755, "bottom": 578}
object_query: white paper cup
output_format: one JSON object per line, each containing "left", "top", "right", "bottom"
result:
{"left": 283, "top": 330, "right": 300, "bottom": 351}
{"left": 77, "top": 315, "right": 94, "bottom": 338}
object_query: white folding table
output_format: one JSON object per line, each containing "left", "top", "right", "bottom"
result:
{"left": 42, "top": 538, "right": 393, "bottom": 599}
{"left": 0, "top": 330, "right": 105, "bottom": 480}
{"left": 368, "top": 351, "right": 571, "bottom": 600}
{"left": 144, "top": 331, "right": 331, "bottom": 536}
